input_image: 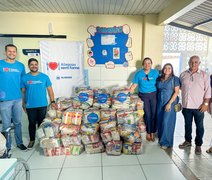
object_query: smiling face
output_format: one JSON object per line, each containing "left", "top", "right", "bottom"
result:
{"left": 163, "top": 64, "right": 173, "bottom": 76}
{"left": 5, "top": 46, "right": 17, "bottom": 61}
{"left": 189, "top": 56, "right": 200, "bottom": 73}
{"left": 143, "top": 59, "right": 152, "bottom": 71}
{"left": 29, "top": 61, "right": 39, "bottom": 73}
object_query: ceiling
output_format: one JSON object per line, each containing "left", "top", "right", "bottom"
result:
{"left": 0, "top": 0, "right": 211, "bottom": 36}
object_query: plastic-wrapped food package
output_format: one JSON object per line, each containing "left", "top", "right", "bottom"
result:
{"left": 83, "top": 108, "right": 100, "bottom": 124}
{"left": 37, "top": 127, "right": 45, "bottom": 139}
{"left": 56, "top": 97, "right": 72, "bottom": 111}
{"left": 116, "top": 110, "right": 140, "bottom": 125}
{"left": 63, "top": 145, "right": 84, "bottom": 155}
{"left": 81, "top": 134, "right": 100, "bottom": 145}
{"left": 122, "top": 131, "right": 142, "bottom": 144}
{"left": 137, "top": 121, "right": 146, "bottom": 133}
{"left": 106, "top": 141, "right": 122, "bottom": 156}
{"left": 40, "top": 137, "right": 61, "bottom": 149}
{"left": 85, "top": 141, "right": 104, "bottom": 154}
{"left": 93, "top": 88, "right": 111, "bottom": 109}
{"left": 100, "top": 109, "right": 116, "bottom": 122}
{"left": 122, "top": 142, "right": 143, "bottom": 155}
{"left": 61, "top": 135, "right": 82, "bottom": 146}
{"left": 39, "top": 122, "right": 57, "bottom": 138}
{"left": 99, "top": 120, "right": 116, "bottom": 132}
{"left": 118, "top": 124, "right": 137, "bottom": 137}
{"left": 55, "top": 147, "right": 64, "bottom": 156}
{"left": 47, "top": 109, "right": 57, "bottom": 119}
{"left": 62, "top": 108, "right": 83, "bottom": 125}
{"left": 129, "top": 94, "right": 144, "bottom": 110}
{"left": 73, "top": 87, "right": 93, "bottom": 109}
{"left": 60, "top": 124, "right": 80, "bottom": 135}
{"left": 43, "top": 148, "right": 56, "bottom": 156}
{"left": 111, "top": 88, "right": 130, "bottom": 109}
{"left": 81, "top": 123, "right": 99, "bottom": 135}
{"left": 100, "top": 129, "right": 120, "bottom": 143}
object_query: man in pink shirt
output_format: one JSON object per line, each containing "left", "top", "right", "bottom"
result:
{"left": 179, "top": 55, "right": 211, "bottom": 155}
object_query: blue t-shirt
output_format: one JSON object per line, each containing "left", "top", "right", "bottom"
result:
{"left": 21, "top": 72, "right": 52, "bottom": 108}
{"left": 132, "top": 69, "right": 159, "bottom": 93}
{"left": 0, "top": 60, "right": 25, "bottom": 101}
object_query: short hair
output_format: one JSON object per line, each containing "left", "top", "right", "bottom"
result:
{"left": 189, "top": 55, "right": 200, "bottom": 63}
{"left": 28, "top": 58, "right": 38, "bottom": 66}
{"left": 5, "top": 44, "right": 17, "bottom": 51}
{"left": 142, "top": 57, "right": 152, "bottom": 66}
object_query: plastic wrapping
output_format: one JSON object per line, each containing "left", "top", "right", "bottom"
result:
{"left": 116, "top": 110, "right": 140, "bottom": 125}
{"left": 106, "top": 141, "right": 122, "bottom": 156}
{"left": 63, "top": 145, "right": 84, "bottom": 155}
{"left": 85, "top": 141, "right": 104, "bottom": 154}
{"left": 40, "top": 137, "right": 61, "bottom": 149}
{"left": 99, "top": 120, "right": 116, "bottom": 132}
{"left": 81, "top": 134, "right": 100, "bottom": 145}
{"left": 61, "top": 135, "right": 82, "bottom": 146}
{"left": 83, "top": 108, "right": 100, "bottom": 124}
{"left": 111, "top": 88, "right": 130, "bottom": 109}
{"left": 81, "top": 123, "right": 99, "bottom": 135}
{"left": 122, "top": 142, "right": 143, "bottom": 155}
{"left": 129, "top": 94, "right": 144, "bottom": 110}
{"left": 38, "top": 121, "right": 58, "bottom": 138}
{"left": 122, "top": 130, "right": 142, "bottom": 144}
{"left": 62, "top": 108, "right": 83, "bottom": 125}
{"left": 93, "top": 88, "right": 111, "bottom": 109}
{"left": 100, "top": 129, "right": 120, "bottom": 143}
{"left": 56, "top": 97, "right": 72, "bottom": 111}
{"left": 100, "top": 109, "right": 116, "bottom": 122}
{"left": 60, "top": 124, "right": 80, "bottom": 135}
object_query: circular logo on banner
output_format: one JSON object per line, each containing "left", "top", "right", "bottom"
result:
{"left": 97, "top": 94, "right": 108, "bottom": 104}
{"left": 87, "top": 113, "right": 99, "bottom": 123}
{"left": 116, "top": 93, "right": 127, "bottom": 103}
{"left": 78, "top": 93, "right": 89, "bottom": 102}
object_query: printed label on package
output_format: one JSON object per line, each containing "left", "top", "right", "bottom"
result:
{"left": 78, "top": 93, "right": 89, "bottom": 102}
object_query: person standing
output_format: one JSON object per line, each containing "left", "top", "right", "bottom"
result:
{"left": 156, "top": 63, "right": 180, "bottom": 149}
{"left": 21, "top": 58, "right": 57, "bottom": 149}
{"left": 130, "top": 57, "right": 159, "bottom": 141}
{"left": 179, "top": 55, "right": 211, "bottom": 155}
{"left": 0, "top": 44, "right": 27, "bottom": 151}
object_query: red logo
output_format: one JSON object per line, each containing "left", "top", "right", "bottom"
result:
{"left": 3, "top": 68, "right": 9, "bottom": 72}
{"left": 48, "top": 62, "right": 58, "bottom": 70}
{"left": 28, "top": 80, "right": 32, "bottom": 84}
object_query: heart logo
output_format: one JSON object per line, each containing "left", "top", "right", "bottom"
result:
{"left": 48, "top": 62, "right": 58, "bottom": 70}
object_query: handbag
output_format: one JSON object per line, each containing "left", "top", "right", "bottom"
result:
{"left": 172, "top": 77, "right": 182, "bottom": 112}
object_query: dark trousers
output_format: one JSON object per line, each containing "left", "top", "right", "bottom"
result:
{"left": 139, "top": 92, "right": 157, "bottom": 134}
{"left": 182, "top": 108, "right": 204, "bottom": 146}
{"left": 26, "top": 107, "right": 47, "bottom": 141}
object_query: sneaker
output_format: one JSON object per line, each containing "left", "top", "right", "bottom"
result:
{"left": 195, "top": 146, "right": 201, "bottom": 155}
{"left": 161, "top": 146, "right": 168, "bottom": 150}
{"left": 17, "top": 144, "right": 28, "bottom": 151}
{"left": 27, "top": 141, "right": 35, "bottom": 149}
{"left": 178, "top": 141, "right": 192, "bottom": 149}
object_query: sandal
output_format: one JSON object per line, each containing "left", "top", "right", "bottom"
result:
{"left": 206, "top": 147, "right": 212, "bottom": 154}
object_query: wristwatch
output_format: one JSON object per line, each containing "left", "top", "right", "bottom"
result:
{"left": 204, "top": 102, "right": 209, "bottom": 106}
{"left": 51, "top": 100, "right": 56, "bottom": 104}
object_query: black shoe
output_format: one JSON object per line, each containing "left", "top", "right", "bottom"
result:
{"left": 17, "top": 144, "right": 28, "bottom": 151}
{"left": 27, "top": 141, "right": 35, "bottom": 149}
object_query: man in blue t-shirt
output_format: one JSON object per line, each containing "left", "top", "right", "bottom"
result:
{"left": 0, "top": 44, "right": 27, "bottom": 151}
{"left": 21, "top": 58, "right": 57, "bottom": 149}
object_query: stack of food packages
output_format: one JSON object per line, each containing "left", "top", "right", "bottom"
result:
{"left": 81, "top": 108, "right": 104, "bottom": 153}
{"left": 60, "top": 108, "right": 84, "bottom": 155}
{"left": 117, "top": 109, "right": 143, "bottom": 155}
{"left": 100, "top": 109, "right": 122, "bottom": 155}
{"left": 93, "top": 88, "right": 111, "bottom": 109}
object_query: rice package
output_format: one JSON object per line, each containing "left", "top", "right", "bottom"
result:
{"left": 83, "top": 109, "right": 100, "bottom": 124}
{"left": 62, "top": 108, "right": 83, "bottom": 125}
{"left": 106, "top": 141, "right": 122, "bottom": 156}
{"left": 112, "top": 88, "right": 130, "bottom": 109}
{"left": 81, "top": 134, "right": 100, "bottom": 145}
{"left": 122, "top": 142, "right": 142, "bottom": 155}
{"left": 93, "top": 88, "right": 111, "bottom": 109}
{"left": 85, "top": 141, "right": 104, "bottom": 154}
{"left": 100, "top": 109, "right": 116, "bottom": 122}
{"left": 81, "top": 123, "right": 99, "bottom": 135}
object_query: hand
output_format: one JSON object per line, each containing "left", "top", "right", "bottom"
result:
{"left": 165, "top": 103, "right": 171, "bottom": 112}
{"left": 199, "top": 104, "right": 208, "bottom": 113}
{"left": 22, "top": 104, "right": 27, "bottom": 113}
{"left": 51, "top": 103, "right": 58, "bottom": 110}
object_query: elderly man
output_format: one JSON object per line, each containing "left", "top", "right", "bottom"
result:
{"left": 179, "top": 55, "right": 211, "bottom": 155}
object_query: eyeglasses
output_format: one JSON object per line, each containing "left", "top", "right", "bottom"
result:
{"left": 146, "top": 74, "right": 149, "bottom": 81}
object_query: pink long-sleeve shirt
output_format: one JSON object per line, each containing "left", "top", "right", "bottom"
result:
{"left": 180, "top": 69, "right": 211, "bottom": 109}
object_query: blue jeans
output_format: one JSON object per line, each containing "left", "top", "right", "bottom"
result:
{"left": 139, "top": 91, "right": 157, "bottom": 134}
{"left": 182, "top": 108, "right": 204, "bottom": 146}
{"left": 0, "top": 99, "right": 23, "bottom": 149}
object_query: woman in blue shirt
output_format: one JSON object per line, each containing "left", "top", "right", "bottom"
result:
{"left": 130, "top": 57, "right": 159, "bottom": 141}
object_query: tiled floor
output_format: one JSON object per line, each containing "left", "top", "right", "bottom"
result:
{"left": 5, "top": 112, "right": 212, "bottom": 180}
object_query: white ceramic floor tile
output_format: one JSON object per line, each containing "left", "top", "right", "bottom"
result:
{"left": 103, "top": 165, "right": 146, "bottom": 180}
{"left": 11, "top": 148, "right": 35, "bottom": 161}
{"left": 63, "top": 152, "right": 101, "bottom": 167}
{"left": 142, "top": 164, "right": 186, "bottom": 180}
{"left": 30, "top": 169, "right": 60, "bottom": 180}
{"left": 102, "top": 153, "right": 139, "bottom": 166}
{"left": 27, "top": 148, "right": 66, "bottom": 169}
{"left": 59, "top": 167, "right": 101, "bottom": 180}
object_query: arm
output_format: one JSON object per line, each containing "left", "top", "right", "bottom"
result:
{"left": 165, "top": 86, "right": 180, "bottom": 112}
{"left": 129, "top": 83, "right": 137, "bottom": 94}
{"left": 47, "top": 86, "right": 57, "bottom": 109}
{"left": 21, "top": 88, "right": 27, "bottom": 113}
